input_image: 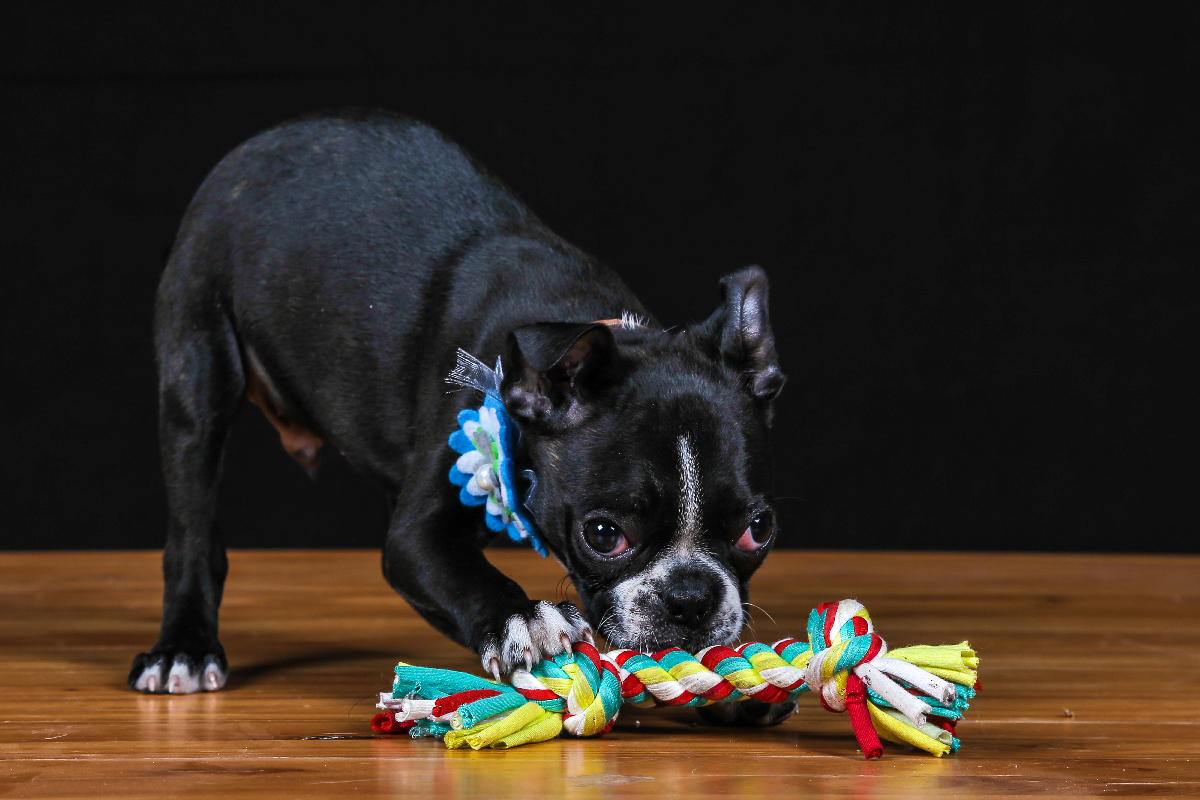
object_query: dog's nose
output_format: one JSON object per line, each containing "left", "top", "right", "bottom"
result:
{"left": 660, "top": 577, "right": 714, "bottom": 627}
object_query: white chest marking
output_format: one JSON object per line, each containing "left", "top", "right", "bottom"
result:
{"left": 677, "top": 435, "right": 702, "bottom": 540}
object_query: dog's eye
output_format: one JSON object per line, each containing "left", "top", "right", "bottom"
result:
{"left": 735, "top": 513, "right": 773, "bottom": 552}
{"left": 583, "top": 519, "right": 627, "bottom": 556}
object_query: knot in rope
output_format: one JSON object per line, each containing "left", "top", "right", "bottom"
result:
{"left": 803, "top": 599, "right": 886, "bottom": 712}
{"left": 511, "top": 642, "right": 623, "bottom": 736}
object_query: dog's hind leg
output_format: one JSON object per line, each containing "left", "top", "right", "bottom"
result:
{"left": 129, "top": 251, "right": 244, "bottom": 694}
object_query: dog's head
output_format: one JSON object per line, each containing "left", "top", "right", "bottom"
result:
{"left": 502, "top": 266, "right": 785, "bottom": 652}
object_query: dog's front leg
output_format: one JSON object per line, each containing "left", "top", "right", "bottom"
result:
{"left": 382, "top": 486, "right": 591, "bottom": 677}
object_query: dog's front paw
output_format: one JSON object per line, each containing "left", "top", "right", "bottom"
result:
{"left": 128, "top": 648, "right": 228, "bottom": 694}
{"left": 479, "top": 601, "right": 594, "bottom": 677}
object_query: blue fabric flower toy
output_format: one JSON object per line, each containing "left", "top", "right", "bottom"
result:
{"left": 445, "top": 349, "right": 546, "bottom": 556}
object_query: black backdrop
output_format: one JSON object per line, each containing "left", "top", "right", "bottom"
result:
{"left": 2, "top": 4, "right": 1195, "bottom": 552}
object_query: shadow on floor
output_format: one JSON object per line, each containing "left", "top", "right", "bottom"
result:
{"left": 225, "top": 647, "right": 399, "bottom": 691}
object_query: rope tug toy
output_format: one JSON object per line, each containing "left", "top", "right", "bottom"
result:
{"left": 380, "top": 351, "right": 980, "bottom": 758}
{"left": 373, "top": 599, "right": 979, "bottom": 759}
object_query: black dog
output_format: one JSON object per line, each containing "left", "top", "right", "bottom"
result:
{"left": 130, "top": 110, "right": 785, "bottom": 699}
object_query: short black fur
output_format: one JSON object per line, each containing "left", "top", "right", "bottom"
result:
{"left": 130, "top": 111, "right": 785, "bottom": 696}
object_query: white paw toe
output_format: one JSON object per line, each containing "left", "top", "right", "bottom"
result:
{"left": 167, "top": 657, "right": 201, "bottom": 694}
{"left": 529, "top": 601, "right": 574, "bottom": 656}
{"left": 480, "top": 602, "right": 597, "bottom": 676}
{"left": 498, "top": 615, "right": 535, "bottom": 673}
{"left": 202, "top": 659, "right": 227, "bottom": 691}
{"left": 570, "top": 615, "right": 595, "bottom": 645}
{"left": 134, "top": 658, "right": 164, "bottom": 693}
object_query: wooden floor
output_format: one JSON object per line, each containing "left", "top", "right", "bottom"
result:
{"left": 2, "top": 549, "right": 1199, "bottom": 798}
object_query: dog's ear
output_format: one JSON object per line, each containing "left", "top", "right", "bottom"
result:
{"left": 503, "top": 322, "right": 617, "bottom": 425}
{"left": 693, "top": 266, "right": 785, "bottom": 403}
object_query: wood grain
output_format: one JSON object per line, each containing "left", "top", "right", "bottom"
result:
{"left": 2, "top": 549, "right": 1199, "bottom": 798}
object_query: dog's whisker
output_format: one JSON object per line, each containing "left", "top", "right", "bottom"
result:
{"left": 596, "top": 613, "right": 615, "bottom": 643}
{"left": 743, "top": 602, "right": 777, "bottom": 626}
{"left": 555, "top": 575, "right": 573, "bottom": 603}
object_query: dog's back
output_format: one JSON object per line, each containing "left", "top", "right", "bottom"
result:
{"left": 158, "top": 111, "right": 643, "bottom": 487}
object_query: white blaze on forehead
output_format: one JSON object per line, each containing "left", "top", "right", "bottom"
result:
{"left": 601, "top": 435, "right": 743, "bottom": 650}
{"left": 677, "top": 435, "right": 702, "bottom": 539}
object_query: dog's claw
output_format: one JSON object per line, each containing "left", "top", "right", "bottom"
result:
{"left": 145, "top": 674, "right": 159, "bottom": 693}
{"left": 484, "top": 600, "right": 592, "bottom": 675}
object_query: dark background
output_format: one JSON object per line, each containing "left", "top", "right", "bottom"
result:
{"left": 2, "top": 4, "right": 1196, "bottom": 552}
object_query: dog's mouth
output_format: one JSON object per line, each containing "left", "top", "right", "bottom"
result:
{"left": 571, "top": 549, "right": 747, "bottom": 654}
{"left": 589, "top": 580, "right": 746, "bottom": 654}
{"left": 597, "top": 615, "right": 744, "bottom": 655}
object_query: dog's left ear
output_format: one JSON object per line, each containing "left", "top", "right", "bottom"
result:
{"left": 693, "top": 266, "right": 785, "bottom": 403}
{"left": 502, "top": 322, "right": 618, "bottom": 426}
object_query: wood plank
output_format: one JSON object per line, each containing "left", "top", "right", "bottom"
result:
{"left": 2, "top": 550, "right": 1199, "bottom": 798}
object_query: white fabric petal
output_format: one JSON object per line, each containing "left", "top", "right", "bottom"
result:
{"left": 456, "top": 450, "right": 488, "bottom": 475}
{"left": 465, "top": 475, "right": 488, "bottom": 497}
{"left": 478, "top": 406, "right": 502, "bottom": 438}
